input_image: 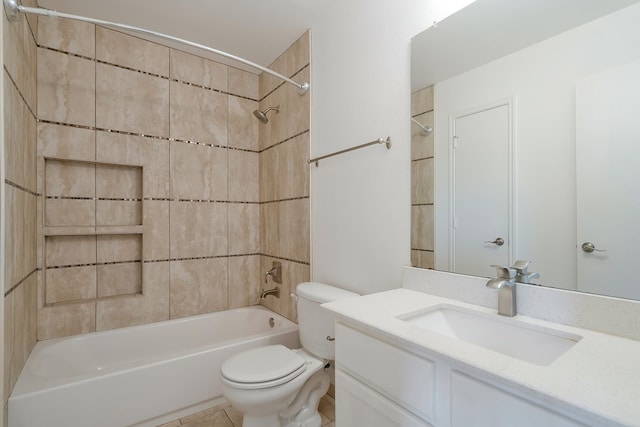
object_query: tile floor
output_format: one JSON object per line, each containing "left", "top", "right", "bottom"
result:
{"left": 158, "top": 392, "right": 335, "bottom": 427}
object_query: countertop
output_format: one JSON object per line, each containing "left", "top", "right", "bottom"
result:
{"left": 322, "top": 288, "right": 640, "bottom": 427}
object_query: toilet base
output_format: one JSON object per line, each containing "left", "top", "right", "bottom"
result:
{"left": 242, "top": 413, "right": 281, "bottom": 427}
{"left": 280, "top": 369, "right": 330, "bottom": 427}
{"left": 238, "top": 369, "right": 330, "bottom": 427}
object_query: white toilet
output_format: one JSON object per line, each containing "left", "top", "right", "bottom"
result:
{"left": 220, "top": 282, "right": 358, "bottom": 427}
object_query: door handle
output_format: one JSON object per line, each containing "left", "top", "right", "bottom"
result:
{"left": 581, "top": 242, "right": 607, "bottom": 253}
{"left": 484, "top": 237, "right": 504, "bottom": 246}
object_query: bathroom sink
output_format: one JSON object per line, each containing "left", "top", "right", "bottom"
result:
{"left": 398, "top": 305, "right": 582, "bottom": 366}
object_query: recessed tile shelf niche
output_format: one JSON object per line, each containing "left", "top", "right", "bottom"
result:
{"left": 43, "top": 158, "right": 144, "bottom": 307}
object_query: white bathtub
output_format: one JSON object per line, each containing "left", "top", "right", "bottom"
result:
{"left": 9, "top": 306, "right": 300, "bottom": 427}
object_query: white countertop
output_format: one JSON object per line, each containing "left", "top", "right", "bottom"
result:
{"left": 323, "top": 288, "right": 640, "bottom": 427}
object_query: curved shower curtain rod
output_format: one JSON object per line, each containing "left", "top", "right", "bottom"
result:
{"left": 3, "top": 0, "right": 310, "bottom": 95}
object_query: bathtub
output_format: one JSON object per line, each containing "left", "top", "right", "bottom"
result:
{"left": 8, "top": 306, "right": 300, "bottom": 427}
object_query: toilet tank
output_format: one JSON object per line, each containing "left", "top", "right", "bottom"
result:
{"left": 295, "top": 282, "right": 359, "bottom": 360}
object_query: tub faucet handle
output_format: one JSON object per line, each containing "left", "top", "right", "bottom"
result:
{"left": 264, "top": 261, "right": 282, "bottom": 284}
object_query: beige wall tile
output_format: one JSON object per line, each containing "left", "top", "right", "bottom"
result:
{"left": 96, "top": 200, "right": 142, "bottom": 226}
{"left": 411, "top": 85, "right": 434, "bottom": 116}
{"left": 38, "top": 48, "right": 95, "bottom": 127}
{"left": 96, "top": 163, "right": 142, "bottom": 199}
{"left": 228, "top": 255, "right": 260, "bottom": 309}
{"left": 38, "top": 122, "right": 96, "bottom": 163}
{"left": 170, "top": 258, "right": 228, "bottom": 318}
{"left": 4, "top": 76, "right": 37, "bottom": 191}
{"left": 96, "top": 63, "right": 169, "bottom": 136}
{"left": 97, "top": 234, "right": 142, "bottom": 263}
{"left": 260, "top": 203, "right": 280, "bottom": 259}
{"left": 260, "top": 132, "right": 309, "bottom": 202}
{"left": 170, "top": 49, "right": 228, "bottom": 91}
{"left": 227, "top": 96, "right": 259, "bottom": 151}
{"left": 170, "top": 141, "right": 227, "bottom": 200}
{"left": 411, "top": 111, "right": 434, "bottom": 160}
{"left": 279, "top": 198, "right": 310, "bottom": 263}
{"left": 228, "top": 203, "right": 259, "bottom": 255}
{"left": 4, "top": 9, "right": 37, "bottom": 112}
{"left": 97, "top": 262, "right": 142, "bottom": 297}
{"left": 45, "top": 266, "right": 97, "bottom": 304}
{"left": 22, "top": 0, "right": 38, "bottom": 32}
{"left": 170, "top": 202, "right": 227, "bottom": 258}
{"left": 45, "top": 235, "right": 96, "bottom": 267}
{"left": 411, "top": 158, "right": 434, "bottom": 205}
{"left": 229, "top": 68, "right": 258, "bottom": 99}
{"left": 143, "top": 200, "right": 170, "bottom": 261}
{"left": 260, "top": 66, "right": 310, "bottom": 150}
{"left": 4, "top": 293, "right": 15, "bottom": 403}
{"left": 44, "top": 159, "right": 95, "bottom": 197}
{"left": 170, "top": 81, "right": 227, "bottom": 145}
{"left": 96, "top": 131, "right": 169, "bottom": 198}
{"left": 411, "top": 205, "right": 434, "bottom": 251}
{"left": 96, "top": 262, "right": 169, "bottom": 331}
{"left": 38, "top": 16, "right": 95, "bottom": 57}
{"left": 228, "top": 150, "right": 258, "bottom": 202}
{"left": 45, "top": 198, "right": 95, "bottom": 227}
{"left": 260, "top": 256, "right": 308, "bottom": 322}
{"left": 38, "top": 301, "right": 96, "bottom": 339}
{"left": 260, "top": 30, "right": 310, "bottom": 99}
{"left": 4, "top": 186, "right": 37, "bottom": 292}
{"left": 411, "top": 250, "right": 434, "bottom": 270}
{"left": 262, "top": 199, "right": 309, "bottom": 263}
{"left": 96, "top": 27, "right": 169, "bottom": 77}
{"left": 9, "top": 275, "right": 37, "bottom": 396}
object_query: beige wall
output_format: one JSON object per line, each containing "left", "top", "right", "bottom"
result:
{"left": 35, "top": 20, "right": 310, "bottom": 338}
{"left": 258, "top": 32, "right": 310, "bottom": 322}
{"left": 411, "top": 86, "right": 434, "bottom": 269}
{"left": 35, "top": 18, "right": 264, "bottom": 339}
{"left": 3, "top": 0, "right": 39, "bottom": 421}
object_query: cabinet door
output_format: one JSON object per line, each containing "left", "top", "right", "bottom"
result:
{"left": 451, "top": 371, "right": 589, "bottom": 427}
{"left": 336, "top": 370, "right": 433, "bottom": 427}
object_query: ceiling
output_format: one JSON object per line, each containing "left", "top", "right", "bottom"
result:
{"left": 37, "top": 0, "right": 327, "bottom": 73}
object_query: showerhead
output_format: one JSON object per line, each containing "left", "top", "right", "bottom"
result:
{"left": 253, "top": 106, "right": 280, "bottom": 124}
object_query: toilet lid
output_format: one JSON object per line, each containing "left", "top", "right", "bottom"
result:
{"left": 221, "top": 345, "right": 307, "bottom": 387}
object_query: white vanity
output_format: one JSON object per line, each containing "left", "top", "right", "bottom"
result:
{"left": 322, "top": 268, "right": 640, "bottom": 427}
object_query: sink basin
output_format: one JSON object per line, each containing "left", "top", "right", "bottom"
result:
{"left": 398, "top": 305, "right": 582, "bottom": 365}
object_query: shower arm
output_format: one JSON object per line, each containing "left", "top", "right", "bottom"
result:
{"left": 411, "top": 117, "right": 433, "bottom": 135}
{"left": 3, "top": 0, "right": 310, "bottom": 95}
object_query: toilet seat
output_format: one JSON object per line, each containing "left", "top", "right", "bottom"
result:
{"left": 221, "top": 345, "right": 307, "bottom": 390}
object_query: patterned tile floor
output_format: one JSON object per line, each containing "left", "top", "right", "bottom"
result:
{"left": 158, "top": 393, "right": 336, "bottom": 427}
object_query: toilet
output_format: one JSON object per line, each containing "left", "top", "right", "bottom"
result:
{"left": 220, "top": 282, "right": 359, "bottom": 427}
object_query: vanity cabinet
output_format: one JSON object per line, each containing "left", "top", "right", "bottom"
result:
{"left": 335, "top": 322, "right": 593, "bottom": 427}
{"left": 336, "top": 371, "right": 433, "bottom": 427}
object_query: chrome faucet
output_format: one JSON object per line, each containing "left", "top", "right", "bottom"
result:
{"left": 264, "top": 261, "right": 282, "bottom": 284}
{"left": 260, "top": 287, "right": 280, "bottom": 299}
{"left": 486, "top": 265, "right": 517, "bottom": 317}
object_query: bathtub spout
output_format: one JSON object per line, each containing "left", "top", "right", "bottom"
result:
{"left": 260, "top": 287, "right": 280, "bottom": 299}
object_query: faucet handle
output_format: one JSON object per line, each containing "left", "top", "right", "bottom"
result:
{"left": 511, "top": 260, "right": 531, "bottom": 274}
{"left": 490, "top": 265, "right": 516, "bottom": 279}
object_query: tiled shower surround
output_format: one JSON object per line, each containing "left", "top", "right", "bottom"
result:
{"left": 411, "top": 86, "right": 434, "bottom": 269}
{"left": 3, "top": 8, "right": 310, "bottom": 418}
{"left": 3, "top": 0, "right": 39, "bottom": 420}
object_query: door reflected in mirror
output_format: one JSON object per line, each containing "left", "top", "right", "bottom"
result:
{"left": 410, "top": 0, "right": 640, "bottom": 300}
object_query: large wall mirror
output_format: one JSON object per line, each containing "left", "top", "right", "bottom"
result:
{"left": 410, "top": 0, "right": 640, "bottom": 300}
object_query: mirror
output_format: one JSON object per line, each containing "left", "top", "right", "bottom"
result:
{"left": 410, "top": 0, "right": 640, "bottom": 300}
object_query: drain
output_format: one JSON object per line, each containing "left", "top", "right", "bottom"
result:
{"left": 269, "top": 317, "right": 275, "bottom": 328}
